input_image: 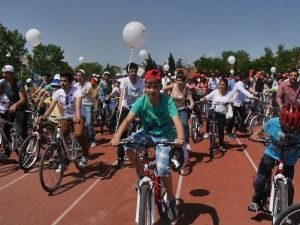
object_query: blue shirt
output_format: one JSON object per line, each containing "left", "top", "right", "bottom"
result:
{"left": 228, "top": 79, "right": 236, "bottom": 91}
{"left": 263, "top": 117, "right": 300, "bottom": 165}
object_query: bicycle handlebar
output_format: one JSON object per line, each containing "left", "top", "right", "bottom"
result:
{"left": 117, "top": 139, "right": 178, "bottom": 148}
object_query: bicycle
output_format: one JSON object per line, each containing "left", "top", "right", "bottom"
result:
{"left": 39, "top": 116, "right": 86, "bottom": 193}
{"left": 189, "top": 101, "right": 201, "bottom": 143}
{"left": 253, "top": 136, "right": 300, "bottom": 224}
{"left": 18, "top": 111, "right": 55, "bottom": 171}
{"left": 118, "top": 139, "right": 180, "bottom": 225}
{"left": 274, "top": 202, "right": 300, "bottom": 225}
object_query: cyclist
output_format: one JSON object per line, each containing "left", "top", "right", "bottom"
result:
{"left": 0, "top": 65, "right": 28, "bottom": 160}
{"left": 200, "top": 78, "right": 231, "bottom": 152}
{"left": 106, "top": 79, "right": 120, "bottom": 133}
{"left": 117, "top": 62, "right": 144, "bottom": 168}
{"left": 40, "top": 73, "right": 89, "bottom": 168}
{"left": 248, "top": 102, "right": 300, "bottom": 212}
{"left": 111, "top": 69, "right": 184, "bottom": 221}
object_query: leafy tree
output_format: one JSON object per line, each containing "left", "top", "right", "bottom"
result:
{"left": 143, "top": 54, "right": 157, "bottom": 71}
{"left": 29, "top": 44, "right": 68, "bottom": 75}
{"left": 176, "top": 58, "right": 183, "bottom": 68}
{"left": 168, "top": 53, "right": 176, "bottom": 76}
{"left": 0, "top": 23, "right": 27, "bottom": 75}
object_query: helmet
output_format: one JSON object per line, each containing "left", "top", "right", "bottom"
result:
{"left": 169, "top": 147, "right": 185, "bottom": 171}
{"left": 280, "top": 102, "right": 300, "bottom": 135}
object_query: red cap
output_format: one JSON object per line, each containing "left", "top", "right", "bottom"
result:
{"left": 144, "top": 69, "right": 161, "bottom": 81}
{"left": 90, "top": 77, "right": 97, "bottom": 84}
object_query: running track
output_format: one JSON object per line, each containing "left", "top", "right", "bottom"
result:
{"left": 1, "top": 127, "right": 300, "bottom": 225}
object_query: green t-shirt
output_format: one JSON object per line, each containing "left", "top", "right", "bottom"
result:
{"left": 130, "top": 93, "right": 178, "bottom": 140}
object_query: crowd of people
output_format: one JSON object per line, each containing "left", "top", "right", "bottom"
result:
{"left": 1, "top": 62, "right": 300, "bottom": 221}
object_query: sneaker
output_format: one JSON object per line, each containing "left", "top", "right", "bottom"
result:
{"left": 78, "top": 155, "right": 88, "bottom": 168}
{"left": 167, "top": 199, "right": 178, "bottom": 221}
{"left": 55, "top": 164, "right": 63, "bottom": 173}
{"left": 219, "top": 145, "right": 226, "bottom": 152}
{"left": 227, "top": 133, "right": 236, "bottom": 140}
{"left": 118, "top": 157, "right": 125, "bottom": 169}
{"left": 248, "top": 201, "right": 261, "bottom": 212}
{"left": 90, "top": 142, "right": 96, "bottom": 148}
{"left": 203, "top": 133, "right": 209, "bottom": 139}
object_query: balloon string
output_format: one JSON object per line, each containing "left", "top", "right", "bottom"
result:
{"left": 115, "top": 48, "right": 134, "bottom": 130}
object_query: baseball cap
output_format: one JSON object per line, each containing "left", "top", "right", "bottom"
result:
{"left": 144, "top": 70, "right": 161, "bottom": 81}
{"left": 103, "top": 71, "right": 110, "bottom": 75}
{"left": 50, "top": 79, "right": 61, "bottom": 87}
{"left": 53, "top": 74, "right": 60, "bottom": 80}
{"left": 2, "top": 65, "right": 14, "bottom": 73}
{"left": 26, "top": 78, "right": 32, "bottom": 83}
{"left": 77, "top": 69, "right": 85, "bottom": 76}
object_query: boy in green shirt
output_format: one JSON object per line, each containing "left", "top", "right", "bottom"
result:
{"left": 111, "top": 69, "right": 184, "bottom": 221}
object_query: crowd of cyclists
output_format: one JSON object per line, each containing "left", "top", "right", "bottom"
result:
{"left": 1, "top": 62, "right": 300, "bottom": 222}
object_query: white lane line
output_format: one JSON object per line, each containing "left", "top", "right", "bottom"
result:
{"left": 0, "top": 168, "right": 38, "bottom": 192}
{"left": 51, "top": 160, "right": 117, "bottom": 225}
{"left": 175, "top": 172, "right": 183, "bottom": 202}
{"left": 236, "top": 137, "right": 258, "bottom": 172}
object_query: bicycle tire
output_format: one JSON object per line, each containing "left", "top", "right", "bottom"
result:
{"left": 39, "top": 145, "right": 64, "bottom": 193}
{"left": 19, "top": 135, "right": 40, "bottom": 171}
{"left": 250, "top": 115, "right": 265, "bottom": 134}
{"left": 154, "top": 176, "right": 167, "bottom": 217}
{"left": 190, "top": 115, "right": 197, "bottom": 142}
{"left": 139, "top": 183, "right": 152, "bottom": 225}
{"left": 273, "top": 179, "right": 289, "bottom": 223}
{"left": 274, "top": 203, "right": 300, "bottom": 225}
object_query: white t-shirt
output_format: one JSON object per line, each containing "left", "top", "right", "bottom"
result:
{"left": 231, "top": 81, "right": 253, "bottom": 107}
{"left": 120, "top": 77, "right": 144, "bottom": 108}
{"left": 205, "top": 89, "right": 231, "bottom": 114}
{"left": 52, "top": 86, "right": 83, "bottom": 117}
{"left": 208, "top": 77, "right": 220, "bottom": 90}
{"left": 74, "top": 82, "right": 93, "bottom": 105}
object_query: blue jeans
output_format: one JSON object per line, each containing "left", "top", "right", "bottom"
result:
{"left": 83, "top": 105, "right": 95, "bottom": 143}
{"left": 178, "top": 109, "right": 189, "bottom": 143}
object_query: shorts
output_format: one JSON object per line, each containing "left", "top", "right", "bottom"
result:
{"left": 124, "top": 130, "right": 172, "bottom": 177}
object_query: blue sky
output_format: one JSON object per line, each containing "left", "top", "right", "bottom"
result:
{"left": 1, "top": 0, "right": 300, "bottom": 68}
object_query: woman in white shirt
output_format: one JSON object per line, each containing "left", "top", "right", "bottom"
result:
{"left": 200, "top": 78, "right": 231, "bottom": 152}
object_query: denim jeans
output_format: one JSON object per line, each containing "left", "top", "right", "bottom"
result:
{"left": 82, "top": 105, "right": 95, "bottom": 143}
{"left": 178, "top": 109, "right": 189, "bottom": 144}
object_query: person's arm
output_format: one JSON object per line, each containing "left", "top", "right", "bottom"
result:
{"left": 10, "top": 90, "right": 27, "bottom": 113}
{"left": 118, "top": 87, "right": 125, "bottom": 111}
{"left": 187, "top": 90, "right": 194, "bottom": 110}
{"left": 111, "top": 111, "right": 135, "bottom": 146}
{"left": 250, "top": 126, "right": 264, "bottom": 141}
{"left": 237, "top": 82, "right": 254, "bottom": 98}
{"left": 74, "top": 96, "right": 82, "bottom": 123}
{"left": 82, "top": 83, "right": 92, "bottom": 98}
{"left": 172, "top": 115, "right": 185, "bottom": 145}
{"left": 162, "top": 84, "right": 173, "bottom": 94}
{"left": 43, "top": 99, "right": 57, "bottom": 117}
{"left": 276, "top": 83, "right": 284, "bottom": 109}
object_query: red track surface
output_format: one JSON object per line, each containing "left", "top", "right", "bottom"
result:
{"left": 1, "top": 126, "right": 300, "bottom": 225}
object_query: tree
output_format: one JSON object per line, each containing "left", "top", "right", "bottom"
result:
{"left": 176, "top": 58, "right": 183, "bottom": 68}
{"left": 0, "top": 23, "right": 27, "bottom": 75}
{"left": 143, "top": 54, "right": 157, "bottom": 71}
{"left": 168, "top": 53, "right": 176, "bottom": 76}
{"left": 29, "top": 44, "right": 69, "bottom": 75}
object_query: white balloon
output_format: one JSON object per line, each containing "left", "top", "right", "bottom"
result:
{"left": 270, "top": 66, "right": 276, "bottom": 74}
{"left": 230, "top": 69, "right": 234, "bottom": 75}
{"left": 163, "top": 64, "right": 170, "bottom": 72}
{"left": 26, "top": 28, "right": 41, "bottom": 47}
{"left": 137, "top": 67, "right": 145, "bottom": 77}
{"left": 227, "top": 56, "right": 236, "bottom": 65}
{"left": 139, "top": 49, "right": 148, "bottom": 59}
{"left": 78, "top": 56, "right": 84, "bottom": 63}
{"left": 122, "top": 21, "right": 147, "bottom": 49}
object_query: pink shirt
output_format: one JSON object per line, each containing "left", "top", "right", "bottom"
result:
{"left": 276, "top": 79, "right": 300, "bottom": 106}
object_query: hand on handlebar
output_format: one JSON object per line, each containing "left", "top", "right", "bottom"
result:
{"left": 249, "top": 133, "right": 259, "bottom": 141}
{"left": 111, "top": 136, "right": 120, "bottom": 146}
{"left": 175, "top": 138, "right": 185, "bottom": 146}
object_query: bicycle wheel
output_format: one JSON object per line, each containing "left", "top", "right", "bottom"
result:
{"left": 39, "top": 145, "right": 64, "bottom": 193}
{"left": 274, "top": 203, "right": 300, "bottom": 225}
{"left": 139, "top": 183, "right": 152, "bottom": 225}
{"left": 190, "top": 115, "right": 197, "bottom": 142}
{"left": 273, "top": 179, "right": 289, "bottom": 223}
{"left": 154, "top": 176, "right": 167, "bottom": 217}
{"left": 209, "top": 121, "right": 216, "bottom": 153}
{"left": 250, "top": 115, "right": 265, "bottom": 134}
{"left": 19, "top": 135, "right": 40, "bottom": 171}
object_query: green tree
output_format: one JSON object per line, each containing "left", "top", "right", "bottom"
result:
{"left": 0, "top": 23, "right": 27, "bottom": 75}
{"left": 168, "top": 53, "right": 176, "bottom": 76}
{"left": 143, "top": 54, "right": 157, "bottom": 71}
{"left": 29, "top": 44, "right": 67, "bottom": 75}
{"left": 176, "top": 58, "right": 183, "bottom": 68}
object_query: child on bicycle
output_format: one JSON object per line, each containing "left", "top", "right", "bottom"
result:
{"left": 248, "top": 102, "right": 300, "bottom": 212}
{"left": 111, "top": 69, "right": 185, "bottom": 221}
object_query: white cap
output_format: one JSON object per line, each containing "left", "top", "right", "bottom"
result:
{"left": 2, "top": 65, "right": 14, "bottom": 73}
{"left": 103, "top": 71, "right": 110, "bottom": 75}
{"left": 26, "top": 78, "right": 32, "bottom": 83}
{"left": 77, "top": 69, "right": 85, "bottom": 76}
{"left": 53, "top": 74, "right": 60, "bottom": 80}
{"left": 92, "top": 73, "right": 96, "bottom": 77}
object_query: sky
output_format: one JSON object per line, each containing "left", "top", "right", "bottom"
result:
{"left": 1, "top": 0, "right": 300, "bottom": 69}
